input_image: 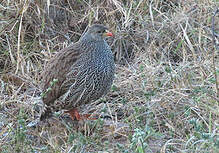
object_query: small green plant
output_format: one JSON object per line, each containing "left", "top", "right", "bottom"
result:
{"left": 111, "top": 84, "right": 118, "bottom": 91}
{"left": 40, "top": 78, "right": 58, "bottom": 98}
{"left": 13, "top": 108, "right": 34, "bottom": 152}
{"left": 186, "top": 118, "right": 219, "bottom": 151}
{"left": 130, "top": 124, "right": 162, "bottom": 153}
{"left": 144, "top": 89, "right": 156, "bottom": 100}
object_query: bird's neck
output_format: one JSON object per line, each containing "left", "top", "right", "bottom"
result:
{"left": 79, "top": 37, "right": 105, "bottom": 52}
{"left": 80, "top": 33, "right": 104, "bottom": 43}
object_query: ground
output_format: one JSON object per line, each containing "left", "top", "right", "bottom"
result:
{"left": 0, "top": 0, "right": 218, "bottom": 153}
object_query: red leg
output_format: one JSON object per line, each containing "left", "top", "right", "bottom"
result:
{"left": 65, "top": 108, "right": 98, "bottom": 120}
{"left": 81, "top": 114, "right": 98, "bottom": 120}
{"left": 65, "top": 108, "right": 81, "bottom": 120}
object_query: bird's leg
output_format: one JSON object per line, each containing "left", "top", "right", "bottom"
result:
{"left": 65, "top": 108, "right": 98, "bottom": 120}
{"left": 65, "top": 108, "right": 81, "bottom": 120}
{"left": 81, "top": 114, "right": 98, "bottom": 120}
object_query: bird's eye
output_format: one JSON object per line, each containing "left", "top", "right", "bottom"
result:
{"left": 97, "top": 31, "right": 102, "bottom": 33}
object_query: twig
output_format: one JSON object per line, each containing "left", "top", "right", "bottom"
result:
{"left": 15, "top": 9, "right": 24, "bottom": 74}
{"left": 0, "top": 18, "right": 19, "bottom": 36}
{"left": 211, "top": 8, "right": 219, "bottom": 98}
{"left": 15, "top": 0, "right": 29, "bottom": 74}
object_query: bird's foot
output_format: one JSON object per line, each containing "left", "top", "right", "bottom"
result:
{"left": 65, "top": 108, "right": 98, "bottom": 121}
{"left": 80, "top": 114, "right": 98, "bottom": 120}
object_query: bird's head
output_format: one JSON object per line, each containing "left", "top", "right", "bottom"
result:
{"left": 82, "top": 24, "right": 113, "bottom": 42}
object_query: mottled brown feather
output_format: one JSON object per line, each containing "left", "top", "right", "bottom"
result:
{"left": 42, "top": 43, "right": 81, "bottom": 105}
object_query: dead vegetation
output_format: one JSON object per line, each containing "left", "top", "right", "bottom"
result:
{"left": 0, "top": 0, "right": 218, "bottom": 153}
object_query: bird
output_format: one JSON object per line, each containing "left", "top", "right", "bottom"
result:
{"left": 40, "top": 24, "right": 115, "bottom": 121}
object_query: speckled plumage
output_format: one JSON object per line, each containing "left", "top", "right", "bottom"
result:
{"left": 40, "top": 24, "right": 115, "bottom": 121}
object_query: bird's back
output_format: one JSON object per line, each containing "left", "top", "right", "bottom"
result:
{"left": 41, "top": 43, "right": 81, "bottom": 105}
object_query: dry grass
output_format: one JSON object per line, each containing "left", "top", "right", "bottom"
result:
{"left": 0, "top": 0, "right": 218, "bottom": 153}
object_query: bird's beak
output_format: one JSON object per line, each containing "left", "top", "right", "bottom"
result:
{"left": 103, "top": 30, "right": 113, "bottom": 37}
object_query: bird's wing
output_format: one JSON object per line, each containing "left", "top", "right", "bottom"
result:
{"left": 41, "top": 42, "right": 81, "bottom": 105}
